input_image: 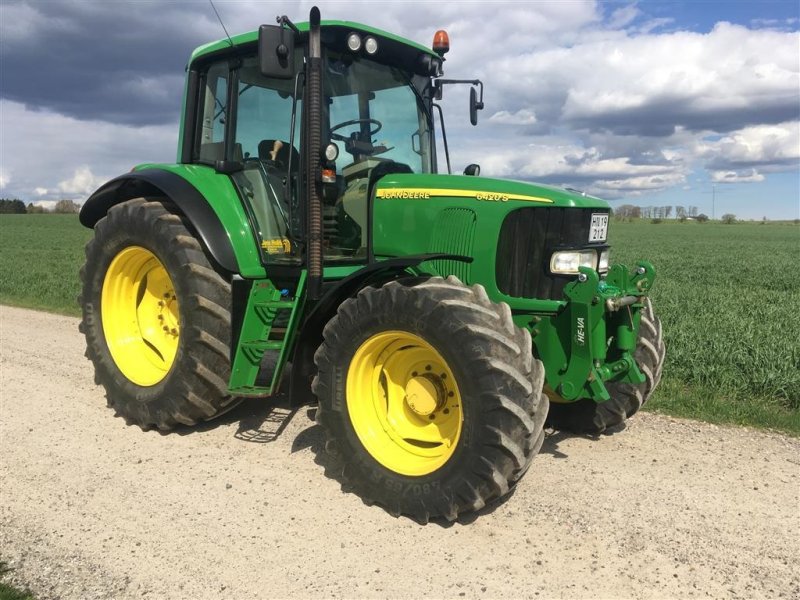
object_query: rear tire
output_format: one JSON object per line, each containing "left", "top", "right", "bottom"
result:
{"left": 79, "top": 198, "right": 237, "bottom": 430}
{"left": 313, "top": 276, "right": 549, "bottom": 522}
{"left": 546, "top": 298, "right": 665, "bottom": 434}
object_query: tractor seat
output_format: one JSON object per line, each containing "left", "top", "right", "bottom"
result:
{"left": 258, "top": 139, "right": 300, "bottom": 171}
{"left": 367, "top": 161, "right": 413, "bottom": 201}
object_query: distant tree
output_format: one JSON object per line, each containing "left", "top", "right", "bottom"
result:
{"left": 696, "top": 213, "right": 709, "bottom": 223}
{"left": 664, "top": 206, "right": 673, "bottom": 219}
{"left": 721, "top": 213, "right": 736, "bottom": 224}
{"left": 26, "top": 202, "right": 48, "bottom": 214}
{"left": 689, "top": 206, "right": 698, "bottom": 217}
{"left": 761, "top": 216, "right": 767, "bottom": 225}
{"left": 675, "top": 206, "right": 686, "bottom": 220}
{"left": 53, "top": 199, "right": 80, "bottom": 214}
{"left": 651, "top": 218, "right": 663, "bottom": 224}
{"left": 614, "top": 204, "right": 641, "bottom": 222}
{"left": 0, "top": 198, "right": 26, "bottom": 214}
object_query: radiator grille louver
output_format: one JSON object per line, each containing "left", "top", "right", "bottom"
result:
{"left": 428, "top": 208, "right": 476, "bottom": 284}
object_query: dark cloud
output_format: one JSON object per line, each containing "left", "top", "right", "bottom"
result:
{"left": 0, "top": 1, "right": 219, "bottom": 125}
{"left": 564, "top": 94, "right": 800, "bottom": 137}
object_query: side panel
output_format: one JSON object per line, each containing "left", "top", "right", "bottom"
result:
{"left": 81, "top": 165, "right": 266, "bottom": 278}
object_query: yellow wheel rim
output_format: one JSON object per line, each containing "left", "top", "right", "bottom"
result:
{"left": 346, "top": 331, "right": 463, "bottom": 476}
{"left": 101, "top": 246, "right": 179, "bottom": 386}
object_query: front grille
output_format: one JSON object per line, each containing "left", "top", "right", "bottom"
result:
{"left": 496, "top": 207, "right": 609, "bottom": 300}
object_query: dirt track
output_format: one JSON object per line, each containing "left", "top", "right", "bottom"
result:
{"left": 1, "top": 304, "right": 798, "bottom": 599}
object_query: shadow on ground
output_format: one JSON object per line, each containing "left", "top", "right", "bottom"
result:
{"left": 172, "top": 392, "right": 626, "bottom": 525}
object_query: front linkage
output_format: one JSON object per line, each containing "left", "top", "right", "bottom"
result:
{"left": 531, "top": 261, "right": 657, "bottom": 404}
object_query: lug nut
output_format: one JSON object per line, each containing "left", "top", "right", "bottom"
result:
{"left": 578, "top": 273, "right": 588, "bottom": 282}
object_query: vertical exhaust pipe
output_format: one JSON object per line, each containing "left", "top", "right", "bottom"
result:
{"left": 306, "top": 6, "right": 323, "bottom": 299}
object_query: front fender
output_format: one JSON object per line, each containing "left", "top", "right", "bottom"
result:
{"left": 288, "top": 253, "right": 472, "bottom": 405}
{"left": 80, "top": 166, "right": 265, "bottom": 278}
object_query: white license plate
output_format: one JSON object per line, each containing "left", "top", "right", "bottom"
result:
{"left": 589, "top": 213, "right": 608, "bottom": 242}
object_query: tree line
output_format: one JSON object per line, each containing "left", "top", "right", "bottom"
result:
{"left": 0, "top": 198, "right": 80, "bottom": 214}
{"left": 613, "top": 204, "right": 715, "bottom": 222}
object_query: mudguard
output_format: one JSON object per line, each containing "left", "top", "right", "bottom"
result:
{"left": 80, "top": 169, "right": 239, "bottom": 274}
{"left": 289, "top": 253, "right": 472, "bottom": 405}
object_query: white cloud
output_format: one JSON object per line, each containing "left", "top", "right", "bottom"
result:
{"left": 697, "top": 121, "right": 800, "bottom": 170}
{"left": 0, "top": 100, "right": 175, "bottom": 201}
{"left": 57, "top": 166, "right": 105, "bottom": 196}
{"left": 710, "top": 169, "right": 766, "bottom": 183}
{"left": 489, "top": 109, "right": 537, "bottom": 125}
{"left": 0, "top": 168, "right": 9, "bottom": 190}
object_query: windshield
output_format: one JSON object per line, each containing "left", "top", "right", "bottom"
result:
{"left": 316, "top": 49, "right": 434, "bottom": 260}
{"left": 324, "top": 50, "right": 434, "bottom": 174}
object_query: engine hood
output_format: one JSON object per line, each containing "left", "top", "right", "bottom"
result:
{"left": 373, "top": 172, "right": 609, "bottom": 209}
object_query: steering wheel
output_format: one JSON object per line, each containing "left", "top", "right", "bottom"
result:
{"left": 330, "top": 118, "right": 382, "bottom": 141}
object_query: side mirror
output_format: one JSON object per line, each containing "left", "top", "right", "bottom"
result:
{"left": 469, "top": 86, "right": 484, "bottom": 126}
{"left": 259, "top": 24, "right": 295, "bottom": 79}
{"left": 463, "top": 163, "right": 480, "bottom": 176}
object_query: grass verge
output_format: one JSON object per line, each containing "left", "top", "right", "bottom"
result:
{"left": 0, "top": 563, "right": 34, "bottom": 600}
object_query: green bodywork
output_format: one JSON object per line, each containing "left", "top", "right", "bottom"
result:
{"left": 94, "top": 21, "right": 657, "bottom": 406}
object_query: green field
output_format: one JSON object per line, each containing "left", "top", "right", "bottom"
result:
{"left": 1, "top": 214, "right": 798, "bottom": 434}
{"left": 0, "top": 215, "right": 90, "bottom": 316}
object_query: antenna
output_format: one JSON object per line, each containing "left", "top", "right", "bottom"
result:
{"left": 209, "top": 0, "right": 233, "bottom": 47}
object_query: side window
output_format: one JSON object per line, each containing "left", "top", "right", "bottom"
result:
{"left": 231, "top": 57, "right": 302, "bottom": 263}
{"left": 196, "top": 62, "right": 228, "bottom": 163}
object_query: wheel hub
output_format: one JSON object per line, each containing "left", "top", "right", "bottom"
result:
{"left": 404, "top": 375, "right": 444, "bottom": 416}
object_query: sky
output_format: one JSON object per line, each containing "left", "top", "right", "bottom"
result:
{"left": 1, "top": 0, "right": 798, "bottom": 220}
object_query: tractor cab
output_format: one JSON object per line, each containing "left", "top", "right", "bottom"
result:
{"left": 190, "top": 20, "right": 444, "bottom": 265}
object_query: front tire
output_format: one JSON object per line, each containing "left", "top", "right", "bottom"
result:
{"left": 546, "top": 298, "right": 666, "bottom": 433}
{"left": 313, "top": 276, "right": 549, "bottom": 522}
{"left": 79, "top": 198, "right": 237, "bottom": 430}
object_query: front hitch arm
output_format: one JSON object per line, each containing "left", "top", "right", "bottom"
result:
{"left": 531, "top": 261, "right": 656, "bottom": 403}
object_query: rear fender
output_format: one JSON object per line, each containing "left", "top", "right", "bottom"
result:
{"left": 80, "top": 169, "right": 240, "bottom": 274}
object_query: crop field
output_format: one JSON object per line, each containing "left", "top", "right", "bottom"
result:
{"left": 0, "top": 214, "right": 798, "bottom": 433}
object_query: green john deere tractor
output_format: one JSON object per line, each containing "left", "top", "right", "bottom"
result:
{"left": 79, "top": 7, "right": 665, "bottom": 522}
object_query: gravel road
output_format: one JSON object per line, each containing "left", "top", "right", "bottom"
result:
{"left": 1, "top": 304, "right": 798, "bottom": 599}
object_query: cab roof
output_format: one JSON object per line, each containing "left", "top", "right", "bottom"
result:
{"left": 190, "top": 20, "right": 438, "bottom": 64}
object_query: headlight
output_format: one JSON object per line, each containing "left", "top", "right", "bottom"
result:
{"left": 364, "top": 36, "right": 379, "bottom": 55}
{"left": 347, "top": 33, "right": 362, "bottom": 52}
{"left": 598, "top": 248, "right": 610, "bottom": 273}
{"left": 550, "top": 250, "right": 597, "bottom": 274}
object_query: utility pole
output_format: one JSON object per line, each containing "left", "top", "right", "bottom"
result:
{"left": 702, "top": 183, "right": 730, "bottom": 220}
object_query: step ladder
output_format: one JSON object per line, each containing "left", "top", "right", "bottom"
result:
{"left": 228, "top": 272, "right": 306, "bottom": 397}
